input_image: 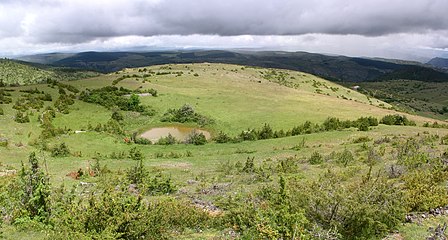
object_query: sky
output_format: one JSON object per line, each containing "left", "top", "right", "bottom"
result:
{"left": 1, "top": 0, "right": 448, "bottom": 62}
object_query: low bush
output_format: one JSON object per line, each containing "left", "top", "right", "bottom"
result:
{"left": 51, "top": 143, "right": 70, "bottom": 157}
{"left": 185, "top": 131, "right": 207, "bottom": 145}
{"left": 380, "top": 114, "right": 416, "bottom": 126}
{"left": 161, "top": 104, "right": 213, "bottom": 126}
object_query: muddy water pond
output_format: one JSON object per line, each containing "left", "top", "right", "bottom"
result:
{"left": 140, "top": 126, "right": 211, "bottom": 142}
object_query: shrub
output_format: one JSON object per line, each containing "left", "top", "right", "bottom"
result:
{"left": 51, "top": 143, "right": 71, "bottom": 157}
{"left": 129, "top": 147, "right": 144, "bottom": 161}
{"left": 257, "top": 123, "right": 274, "bottom": 139}
{"left": 239, "top": 129, "right": 258, "bottom": 141}
{"left": 111, "top": 111, "right": 124, "bottom": 121}
{"left": 323, "top": 117, "right": 342, "bottom": 131}
{"left": 353, "top": 136, "right": 372, "bottom": 144}
{"left": 17, "top": 152, "right": 51, "bottom": 223}
{"left": 309, "top": 151, "right": 324, "bottom": 165}
{"left": 50, "top": 188, "right": 209, "bottom": 239}
{"left": 146, "top": 174, "right": 176, "bottom": 195}
{"left": 402, "top": 169, "right": 448, "bottom": 211}
{"left": 0, "top": 107, "right": 3, "bottom": 115}
{"left": 0, "top": 138, "right": 8, "bottom": 147}
{"left": 126, "top": 159, "right": 148, "bottom": 185}
{"left": 336, "top": 149, "right": 355, "bottom": 167}
{"left": 185, "top": 131, "right": 207, "bottom": 145}
{"left": 14, "top": 111, "right": 30, "bottom": 123}
{"left": 134, "top": 137, "right": 152, "bottom": 145}
{"left": 161, "top": 104, "right": 213, "bottom": 126}
{"left": 156, "top": 134, "right": 178, "bottom": 145}
{"left": 380, "top": 114, "right": 416, "bottom": 126}
{"left": 214, "top": 131, "right": 231, "bottom": 143}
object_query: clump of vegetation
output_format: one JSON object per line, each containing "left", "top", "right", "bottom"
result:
{"left": 309, "top": 151, "right": 324, "bottom": 165}
{"left": 51, "top": 143, "right": 71, "bottom": 157}
{"left": 14, "top": 111, "right": 30, "bottom": 123}
{"left": 185, "top": 131, "right": 207, "bottom": 145}
{"left": 156, "top": 134, "right": 178, "bottom": 145}
{"left": 161, "top": 104, "right": 214, "bottom": 126}
{"left": 213, "top": 131, "right": 232, "bottom": 143}
{"left": 54, "top": 94, "right": 75, "bottom": 114}
{"left": 80, "top": 86, "right": 155, "bottom": 115}
{"left": 14, "top": 153, "right": 51, "bottom": 223}
{"left": 129, "top": 147, "right": 144, "bottom": 161}
{"left": 0, "top": 138, "right": 8, "bottom": 147}
{"left": 380, "top": 114, "right": 416, "bottom": 126}
{"left": 0, "top": 107, "right": 3, "bottom": 115}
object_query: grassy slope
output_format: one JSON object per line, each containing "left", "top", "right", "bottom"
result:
{"left": 0, "top": 59, "right": 54, "bottom": 85}
{"left": 1, "top": 63, "right": 448, "bottom": 238}
{"left": 1, "top": 63, "right": 444, "bottom": 179}
{"left": 0, "top": 59, "right": 101, "bottom": 86}
{"left": 352, "top": 80, "right": 448, "bottom": 121}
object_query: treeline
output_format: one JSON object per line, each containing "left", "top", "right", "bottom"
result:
{"left": 215, "top": 116, "right": 379, "bottom": 144}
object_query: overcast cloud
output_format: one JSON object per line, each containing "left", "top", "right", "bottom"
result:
{"left": 1, "top": 0, "right": 448, "bottom": 61}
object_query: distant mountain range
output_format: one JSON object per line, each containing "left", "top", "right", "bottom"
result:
{"left": 427, "top": 57, "right": 448, "bottom": 69}
{"left": 16, "top": 50, "right": 448, "bottom": 82}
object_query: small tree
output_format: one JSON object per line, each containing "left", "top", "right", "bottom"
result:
{"left": 18, "top": 152, "right": 51, "bottom": 222}
{"left": 111, "top": 111, "right": 124, "bottom": 121}
{"left": 185, "top": 131, "right": 207, "bottom": 145}
{"left": 129, "top": 147, "right": 144, "bottom": 161}
{"left": 126, "top": 159, "right": 148, "bottom": 185}
{"left": 51, "top": 143, "right": 71, "bottom": 157}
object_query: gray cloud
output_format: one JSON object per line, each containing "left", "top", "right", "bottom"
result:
{"left": 1, "top": 0, "right": 448, "bottom": 43}
{"left": 1, "top": 0, "right": 448, "bottom": 60}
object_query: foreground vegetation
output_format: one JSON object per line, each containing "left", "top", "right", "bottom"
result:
{"left": 1, "top": 63, "right": 448, "bottom": 239}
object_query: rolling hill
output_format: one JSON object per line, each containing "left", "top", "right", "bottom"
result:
{"left": 18, "top": 50, "right": 448, "bottom": 82}
{"left": 0, "top": 59, "right": 101, "bottom": 86}
{"left": 1, "top": 63, "right": 448, "bottom": 239}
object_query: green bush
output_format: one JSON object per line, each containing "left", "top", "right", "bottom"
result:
{"left": 258, "top": 123, "right": 274, "bottom": 139}
{"left": 14, "top": 111, "right": 30, "bottom": 123}
{"left": 134, "top": 137, "right": 152, "bottom": 145}
{"left": 336, "top": 149, "right": 355, "bottom": 167}
{"left": 0, "top": 107, "right": 3, "bottom": 115}
{"left": 111, "top": 111, "right": 124, "bottom": 121}
{"left": 309, "top": 151, "right": 324, "bottom": 165}
{"left": 214, "top": 131, "right": 231, "bottom": 143}
{"left": 51, "top": 143, "right": 71, "bottom": 157}
{"left": 50, "top": 189, "right": 209, "bottom": 239}
{"left": 16, "top": 152, "right": 51, "bottom": 223}
{"left": 185, "top": 131, "right": 207, "bottom": 145}
{"left": 129, "top": 147, "right": 144, "bottom": 161}
{"left": 402, "top": 169, "right": 448, "bottom": 211}
{"left": 156, "top": 134, "right": 177, "bottom": 145}
{"left": 161, "top": 104, "right": 213, "bottom": 126}
{"left": 380, "top": 114, "right": 416, "bottom": 126}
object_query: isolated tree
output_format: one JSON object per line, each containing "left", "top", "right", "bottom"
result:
{"left": 18, "top": 152, "right": 51, "bottom": 222}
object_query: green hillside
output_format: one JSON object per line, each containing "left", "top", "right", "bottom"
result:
{"left": 1, "top": 63, "right": 448, "bottom": 239}
{"left": 0, "top": 59, "right": 55, "bottom": 86}
{"left": 0, "top": 59, "right": 100, "bottom": 86}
